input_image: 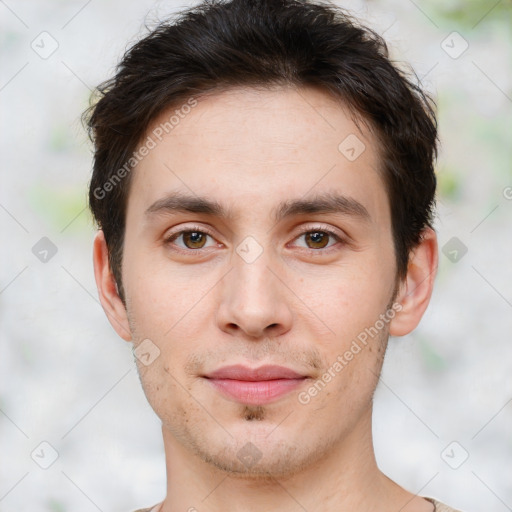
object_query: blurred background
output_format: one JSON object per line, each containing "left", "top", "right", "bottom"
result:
{"left": 0, "top": 0, "right": 511, "bottom": 510}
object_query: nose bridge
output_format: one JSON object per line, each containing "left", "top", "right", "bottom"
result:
{"left": 234, "top": 243, "right": 272, "bottom": 296}
{"left": 217, "top": 237, "right": 292, "bottom": 338}
{"left": 232, "top": 238, "right": 277, "bottom": 311}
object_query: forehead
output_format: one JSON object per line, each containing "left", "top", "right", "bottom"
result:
{"left": 126, "top": 85, "right": 388, "bottom": 225}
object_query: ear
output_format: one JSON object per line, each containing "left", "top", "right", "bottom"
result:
{"left": 93, "top": 230, "right": 132, "bottom": 342}
{"left": 389, "top": 227, "right": 438, "bottom": 337}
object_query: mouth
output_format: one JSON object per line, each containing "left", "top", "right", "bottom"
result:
{"left": 202, "top": 364, "right": 309, "bottom": 405}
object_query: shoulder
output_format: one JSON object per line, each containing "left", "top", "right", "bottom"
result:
{"left": 424, "top": 497, "right": 465, "bottom": 512}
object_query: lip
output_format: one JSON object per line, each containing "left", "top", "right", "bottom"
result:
{"left": 205, "top": 364, "right": 305, "bottom": 381}
{"left": 203, "top": 364, "right": 308, "bottom": 405}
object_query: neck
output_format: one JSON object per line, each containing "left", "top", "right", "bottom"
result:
{"left": 158, "top": 407, "right": 419, "bottom": 512}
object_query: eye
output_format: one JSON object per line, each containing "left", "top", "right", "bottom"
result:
{"left": 164, "top": 226, "right": 218, "bottom": 251}
{"left": 163, "top": 224, "right": 345, "bottom": 254}
{"left": 292, "top": 226, "right": 344, "bottom": 251}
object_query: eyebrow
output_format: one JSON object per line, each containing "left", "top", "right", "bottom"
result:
{"left": 145, "top": 191, "right": 371, "bottom": 223}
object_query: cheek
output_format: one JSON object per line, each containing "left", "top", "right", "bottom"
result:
{"left": 124, "top": 257, "right": 218, "bottom": 387}
{"left": 136, "top": 359, "right": 197, "bottom": 428}
{"left": 123, "top": 250, "right": 215, "bottom": 338}
{"left": 293, "top": 263, "right": 393, "bottom": 346}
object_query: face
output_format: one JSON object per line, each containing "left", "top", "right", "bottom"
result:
{"left": 119, "top": 85, "right": 401, "bottom": 477}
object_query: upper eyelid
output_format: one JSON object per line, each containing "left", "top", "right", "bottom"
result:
{"left": 164, "top": 225, "right": 216, "bottom": 244}
{"left": 293, "top": 223, "right": 342, "bottom": 236}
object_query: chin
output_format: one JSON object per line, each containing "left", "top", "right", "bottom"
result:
{"left": 186, "top": 422, "right": 334, "bottom": 481}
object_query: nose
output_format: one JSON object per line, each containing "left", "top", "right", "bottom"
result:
{"left": 215, "top": 248, "right": 293, "bottom": 340}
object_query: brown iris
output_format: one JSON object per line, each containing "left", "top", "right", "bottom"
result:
{"left": 183, "top": 231, "right": 207, "bottom": 249}
{"left": 305, "top": 231, "right": 329, "bottom": 249}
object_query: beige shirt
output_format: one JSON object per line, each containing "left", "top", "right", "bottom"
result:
{"left": 134, "top": 497, "right": 463, "bottom": 511}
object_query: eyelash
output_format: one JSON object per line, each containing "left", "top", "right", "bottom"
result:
{"left": 163, "top": 224, "right": 345, "bottom": 256}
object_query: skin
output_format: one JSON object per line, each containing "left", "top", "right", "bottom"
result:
{"left": 93, "top": 85, "right": 438, "bottom": 512}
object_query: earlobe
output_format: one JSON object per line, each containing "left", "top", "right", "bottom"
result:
{"left": 389, "top": 228, "right": 438, "bottom": 337}
{"left": 92, "top": 230, "right": 132, "bottom": 342}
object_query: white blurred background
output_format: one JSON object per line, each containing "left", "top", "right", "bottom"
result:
{"left": 1, "top": 0, "right": 511, "bottom": 511}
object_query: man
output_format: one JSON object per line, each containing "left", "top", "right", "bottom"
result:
{"left": 85, "top": 0, "right": 462, "bottom": 510}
